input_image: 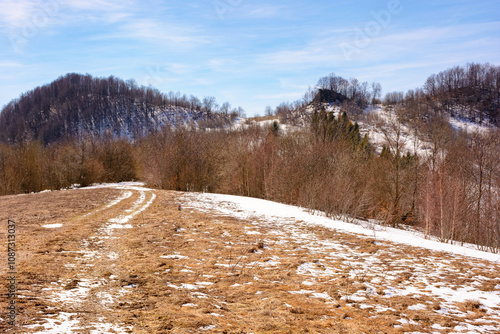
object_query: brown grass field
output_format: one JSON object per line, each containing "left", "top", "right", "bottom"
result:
{"left": 1, "top": 184, "right": 499, "bottom": 333}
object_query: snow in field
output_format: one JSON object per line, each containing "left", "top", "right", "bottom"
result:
{"left": 182, "top": 191, "right": 500, "bottom": 332}
{"left": 185, "top": 192, "right": 500, "bottom": 263}
{"left": 42, "top": 223, "right": 63, "bottom": 228}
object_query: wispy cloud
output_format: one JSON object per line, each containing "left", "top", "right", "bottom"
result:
{"left": 0, "top": 0, "right": 48, "bottom": 29}
{"left": 0, "top": 0, "right": 131, "bottom": 30}
{"left": 244, "top": 5, "right": 284, "bottom": 18}
{"left": 123, "top": 19, "right": 206, "bottom": 47}
{"left": 64, "top": 0, "right": 132, "bottom": 11}
{"left": 0, "top": 61, "right": 23, "bottom": 67}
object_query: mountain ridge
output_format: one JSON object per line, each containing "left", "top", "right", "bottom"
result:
{"left": 0, "top": 73, "right": 238, "bottom": 144}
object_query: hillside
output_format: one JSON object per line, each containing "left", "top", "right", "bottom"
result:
{"left": 1, "top": 183, "right": 499, "bottom": 333}
{"left": 0, "top": 73, "right": 238, "bottom": 144}
{"left": 0, "top": 64, "right": 499, "bottom": 255}
{"left": 423, "top": 63, "right": 500, "bottom": 126}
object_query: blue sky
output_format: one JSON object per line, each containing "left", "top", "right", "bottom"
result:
{"left": 0, "top": 0, "right": 499, "bottom": 116}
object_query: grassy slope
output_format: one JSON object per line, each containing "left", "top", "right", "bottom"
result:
{"left": 0, "top": 186, "right": 499, "bottom": 333}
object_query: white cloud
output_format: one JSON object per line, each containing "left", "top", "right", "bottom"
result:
{"left": 0, "top": 61, "right": 23, "bottom": 67}
{"left": 245, "top": 5, "right": 284, "bottom": 18}
{"left": 0, "top": 0, "right": 45, "bottom": 29}
{"left": 207, "top": 58, "right": 240, "bottom": 72}
{"left": 255, "top": 20, "right": 500, "bottom": 71}
{"left": 64, "top": 0, "right": 132, "bottom": 11}
{"left": 256, "top": 47, "right": 343, "bottom": 68}
{"left": 122, "top": 19, "right": 205, "bottom": 46}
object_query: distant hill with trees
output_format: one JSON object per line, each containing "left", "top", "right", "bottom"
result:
{"left": 422, "top": 63, "right": 500, "bottom": 125}
{"left": 0, "top": 73, "right": 241, "bottom": 144}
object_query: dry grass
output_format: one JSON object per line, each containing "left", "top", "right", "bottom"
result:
{"left": 1, "top": 186, "right": 499, "bottom": 333}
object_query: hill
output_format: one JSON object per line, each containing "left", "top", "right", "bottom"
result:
{"left": 423, "top": 63, "right": 500, "bottom": 125}
{"left": 0, "top": 64, "right": 499, "bottom": 255}
{"left": 0, "top": 73, "right": 238, "bottom": 144}
{"left": 1, "top": 183, "right": 499, "bottom": 333}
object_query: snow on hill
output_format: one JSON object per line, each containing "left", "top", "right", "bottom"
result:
{"left": 301, "top": 103, "right": 496, "bottom": 157}
{"left": 227, "top": 116, "right": 299, "bottom": 135}
{"left": 448, "top": 116, "right": 496, "bottom": 135}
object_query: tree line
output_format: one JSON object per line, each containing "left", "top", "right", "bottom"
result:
{"left": 387, "top": 63, "right": 500, "bottom": 125}
{"left": 2, "top": 112, "right": 498, "bottom": 252}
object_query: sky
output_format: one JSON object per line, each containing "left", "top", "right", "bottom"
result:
{"left": 0, "top": 0, "right": 499, "bottom": 117}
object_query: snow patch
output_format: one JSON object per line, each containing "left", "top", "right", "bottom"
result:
{"left": 43, "top": 223, "right": 63, "bottom": 228}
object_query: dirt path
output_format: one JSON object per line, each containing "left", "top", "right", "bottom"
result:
{"left": 1, "top": 183, "right": 156, "bottom": 333}
{"left": 1, "top": 184, "right": 499, "bottom": 333}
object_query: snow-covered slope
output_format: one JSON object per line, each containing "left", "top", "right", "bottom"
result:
{"left": 182, "top": 191, "right": 500, "bottom": 333}
{"left": 184, "top": 192, "right": 500, "bottom": 262}
{"left": 303, "top": 103, "right": 496, "bottom": 157}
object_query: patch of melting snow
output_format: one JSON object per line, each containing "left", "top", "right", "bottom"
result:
{"left": 398, "top": 318, "right": 419, "bottom": 325}
{"left": 199, "top": 325, "right": 216, "bottom": 331}
{"left": 374, "top": 305, "right": 396, "bottom": 313}
{"left": 192, "top": 292, "right": 210, "bottom": 299}
{"left": 125, "top": 190, "right": 146, "bottom": 213}
{"left": 95, "top": 291, "right": 116, "bottom": 306}
{"left": 107, "top": 252, "right": 118, "bottom": 260}
{"left": 432, "top": 323, "right": 447, "bottom": 330}
{"left": 302, "top": 280, "right": 316, "bottom": 286}
{"left": 167, "top": 282, "right": 206, "bottom": 290}
{"left": 311, "top": 292, "right": 334, "bottom": 301}
{"left": 264, "top": 258, "right": 280, "bottom": 266}
{"left": 25, "top": 312, "right": 80, "bottom": 333}
{"left": 89, "top": 319, "right": 132, "bottom": 334}
{"left": 342, "top": 293, "right": 367, "bottom": 302}
{"left": 43, "top": 223, "right": 63, "bottom": 228}
{"left": 196, "top": 282, "right": 214, "bottom": 286}
{"left": 359, "top": 304, "right": 374, "bottom": 309}
{"left": 408, "top": 303, "right": 427, "bottom": 311}
{"left": 214, "top": 262, "right": 231, "bottom": 267}
{"left": 108, "top": 192, "right": 156, "bottom": 225}
{"left": 289, "top": 289, "right": 315, "bottom": 295}
{"left": 182, "top": 303, "right": 198, "bottom": 307}
{"left": 107, "top": 223, "right": 133, "bottom": 229}
{"left": 297, "top": 262, "right": 335, "bottom": 276}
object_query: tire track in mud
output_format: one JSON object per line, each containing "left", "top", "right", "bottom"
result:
{"left": 24, "top": 183, "right": 156, "bottom": 333}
